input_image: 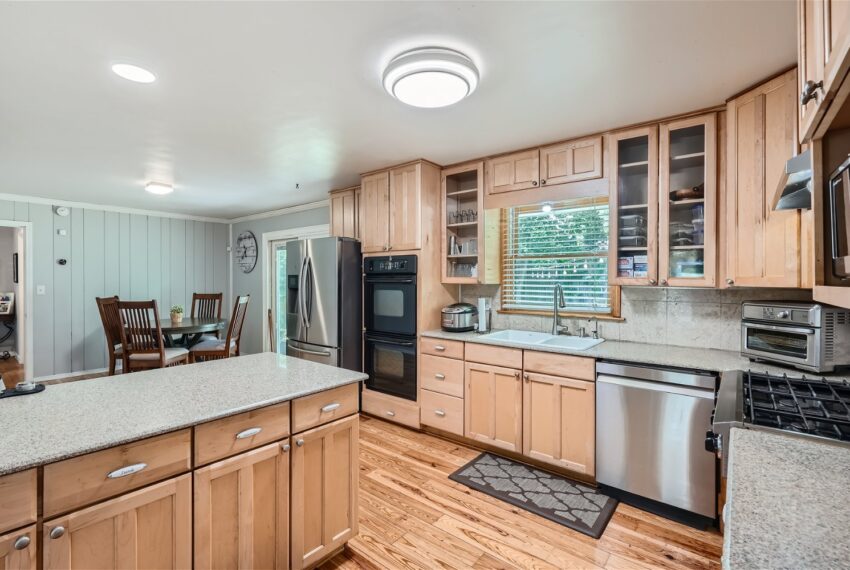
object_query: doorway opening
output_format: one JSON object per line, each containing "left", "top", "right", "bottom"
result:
{"left": 0, "top": 221, "right": 33, "bottom": 387}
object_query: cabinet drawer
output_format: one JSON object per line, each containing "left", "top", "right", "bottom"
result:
{"left": 292, "top": 383, "right": 359, "bottom": 434}
{"left": 464, "top": 342, "right": 523, "bottom": 369}
{"left": 194, "top": 401, "right": 291, "bottom": 466}
{"left": 524, "top": 351, "right": 595, "bottom": 381}
{"left": 420, "top": 354, "right": 464, "bottom": 397}
{"left": 419, "top": 390, "right": 464, "bottom": 436}
{"left": 420, "top": 337, "right": 464, "bottom": 359}
{"left": 0, "top": 469, "right": 36, "bottom": 534}
{"left": 43, "top": 429, "right": 191, "bottom": 518}
{"left": 361, "top": 389, "right": 420, "bottom": 428}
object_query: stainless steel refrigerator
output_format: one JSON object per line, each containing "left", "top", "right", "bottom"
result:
{"left": 285, "top": 236, "right": 362, "bottom": 371}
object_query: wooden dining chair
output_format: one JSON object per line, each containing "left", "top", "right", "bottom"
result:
{"left": 96, "top": 296, "right": 126, "bottom": 375}
{"left": 190, "top": 295, "right": 250, "bottom": 363}
{"left": 119, "top": 300, "right": 189, "bottom": 372}
{"left": 267, "top": 308, "right": 275, "bottom": 352}
{"left": 191, "top": 293, "right": 224, "bottom": 340}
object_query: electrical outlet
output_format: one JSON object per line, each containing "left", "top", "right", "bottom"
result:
{"left": 36, "top": 285, "right": 46, "bottom": 295}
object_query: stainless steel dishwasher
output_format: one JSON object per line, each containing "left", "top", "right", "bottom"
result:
{"left": 596, "top": 361, "right": 717, "bottom": 520}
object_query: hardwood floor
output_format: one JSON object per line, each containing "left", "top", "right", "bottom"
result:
{"left": 0, "top": 357, "right": 24, "bottom": 389}
{"left": 320, "top": 415, "right": 722, "bottom": 570}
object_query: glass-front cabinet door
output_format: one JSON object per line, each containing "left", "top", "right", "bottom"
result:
{"left": 659, "top": 113, "right": 717, "bottom": 287}
{"left": 609, "top": 126, "right": 659, "bottom": 286}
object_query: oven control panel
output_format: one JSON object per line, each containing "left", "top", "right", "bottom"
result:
{"left": 364, "top": 255, "right": 418, "bottom": 275}
{"left": 741, "top": 302, "right": 819, "bottom": 326}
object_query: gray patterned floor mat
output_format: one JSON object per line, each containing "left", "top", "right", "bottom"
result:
{"left": 449, "top": 452, "right": 618, "bottom": 539}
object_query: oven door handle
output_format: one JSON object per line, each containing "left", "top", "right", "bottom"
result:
{"left": 365, "top": 278, "right": 415, "bottom": 284}
{"left": 743, "top": 323, "right": 816, "bottom": 335}
{"left": 365, "top": 336, "right": 415, "bottom": 347}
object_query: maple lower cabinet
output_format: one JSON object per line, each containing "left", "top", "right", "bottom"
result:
{"left": 0, "top": 525, "right": 36, "bottom": 570}
{"left": 43, "top": 475, "right": 192, "bottom": 570}
{"left": 522, "top": 372, "right": 596, "bottom": 477}
{"left": 726, "top": 69, "right": 804, "bottom": 288}
{"left": 194, "top": 441, "right": 290, "bottom": 569}
{"left": 329, "top": 187, "right": 360, "bottom": 240}
{"left": 290, "top": 415, "right": 359, "bottom": 569}
{"left": 464, "top": 361, "right": 522, "bottom": 452}
{"left": 359, "top": 171, "right": 390, "bottom": 252}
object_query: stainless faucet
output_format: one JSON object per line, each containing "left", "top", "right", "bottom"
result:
{"left": 552, "top": 284, "right": 568, "bottom": 335}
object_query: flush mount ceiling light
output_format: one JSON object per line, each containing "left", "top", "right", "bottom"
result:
{"left": 111, "top": 63, "right": 156, "bottom": 83}
{"left": 383, "top": 47, "right": 479, "bottom": 108}
{"left": 145, "top": 182, "right": 173, "bottom": 195}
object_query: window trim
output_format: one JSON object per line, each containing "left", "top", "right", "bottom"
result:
{"left": 498, "top": 202, "right": 621, "bottom": 318}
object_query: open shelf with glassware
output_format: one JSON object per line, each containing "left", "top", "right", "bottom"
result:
{"left": 441, "top": 162, "right": 500, "bottom": 284}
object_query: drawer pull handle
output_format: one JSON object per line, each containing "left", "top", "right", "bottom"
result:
{"left": 49, "top": 527, "right": 65, "bottom": 540}
{"left": 321, "top": 402, "right": 341, "bottom": 413}
{"left": 236, "top": 427, "right": 263, "bottom": 439}
{"left": 107, "top": 463, "right": 147, "bottom": 479}
{"left": 13, "top": 535, "right": 30, "bottom": 550}
{"left": 434, "top": 345, "right": 446, "bottom": 351}
{"left": 434, "top": 409, "right": 446, "bottom": 417}
{"left": 386, "top": 410, "right": 396, "bottom": 417}
{"left": 434, "top": 373, "right": 445, "bottom": 380}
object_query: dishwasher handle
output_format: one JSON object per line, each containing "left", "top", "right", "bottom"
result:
{"left": 597, "top": 374, "right": 715, "bottom": 400}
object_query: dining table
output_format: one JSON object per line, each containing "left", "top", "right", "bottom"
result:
{"left": 160, "top": 317, "right": 227, "bottom": 348}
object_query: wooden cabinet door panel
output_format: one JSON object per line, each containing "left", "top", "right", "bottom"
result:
{"left": 727, "top": 69, "right": 802, "bottom": 287}
{"left": 0, "top": 525, "right": 36, "bottom": 570}
{"left": 540, "top": 136, "right": 603, "bottom": 186}
{"left": 329, "top": 190, "right": 358, "bottom": 239}
{"left": 799, "top": 0, "right": 825, "bottom": 142}
{"left": 464, "top": 362, "right": 522, "bottom": 452}
{"left": 388, "top": 163, "right": 422, "bottom": 251}
{"left": 194, "top": 441, "right": 289, "bottom": 570}
{"left": 486, "top": 150, "right": 540, "bottom": 195}
{"left": 43, "top": 475, "right": 191, "bottom": 570}
{"left": 822, "top": 0, "right": 850, "bottom": 101}
{"left": 291, "top": 415, "right": 359, "bottom": 570}
{"left": 523, "top": 372, "right": 595, "bottom": 476}
{"left": 360, "top": 172, "right": 390, "bottom": 252}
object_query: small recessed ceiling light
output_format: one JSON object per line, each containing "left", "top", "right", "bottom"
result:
{"left": 145, "top": 182, "right": 173, "bottom": 195}
{"left": 112, "top": 63, "right": 156, "bottom": 84}
{"left": 383, "top": 47, "right": 478, "bottom": 108}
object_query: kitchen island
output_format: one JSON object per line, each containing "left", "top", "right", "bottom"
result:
{"left": 0, "top": 353, "right": 366, "bottom": 569}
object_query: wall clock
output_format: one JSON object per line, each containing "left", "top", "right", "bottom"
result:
{"left": 235, "top": 231, "right": 258, "bottom": 274}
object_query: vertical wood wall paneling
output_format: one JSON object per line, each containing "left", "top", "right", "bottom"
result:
{"left": 13, "top": 202, "right": 29, "bottom": 222}
{"left": 119, "top": 213, "right": 131, "bottom": 299}
{"left": 171, "top": 219, "right": 186, "bottom": 312}
{"left": 205, "top": 223, "right": 215, "bottom": 295}
{"left": 147, "top": 217, "right": 162, "bottom": 315}
{"left": 129, "top": 214, "right": 148, "bottom": 300}
{"left": 30, "top": 204, "right": 53, "bottom": 377}
{"left": 213, "top": 224, "right": 228, "bottom": 299}
{"left": 83, "top": 210, "right": 106, "bottom": 370}
{"left": 185, "top": 220, "right": 195, "bottom": 303}
{"left": 194, "top": 221, "right": 206, "bottom": 295}
{"left": 104, "top": 212, "right": 120, "bottom": 297}
{"left": 160, "top": 219, "right": 171, "bottom": 315}
{"left": 70, "top": 208, "right": 85, "bottom": 372}
{"left": 0, "top": 200, "right": 13, "bottom": 219}
{"left": 53, "top": 208, "right": 73, "bottom": 374}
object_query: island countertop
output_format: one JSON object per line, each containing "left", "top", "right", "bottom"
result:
{"left": 723, "top": 428, "right": 850, "bottom": 569}
{"left": 0, "top": 353, "right": 366, "bottom": 476}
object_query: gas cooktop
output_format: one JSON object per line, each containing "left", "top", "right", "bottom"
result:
{"left": 743, "top": 372, "right": 850, "bottom": 441}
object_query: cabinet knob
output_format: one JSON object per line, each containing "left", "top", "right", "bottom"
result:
{"left": 49, "top": 526, "right": 65, "bottom": 540}
{"left": 801, "top": 79, "right": 824, "bottom": 105}
{"left": 660, "top": 279, "right": 668, "bottom": 286}
{"left": 523, "top": 373, "right": 529, "bottom": 382}
{"left": 296, "top": 439, "right": 304, "bottom": 447}
{"left": 281, "top": 443, "right": 291, "bottom": 452}
{"left": 13, "top": 535, "right": 30, "bottom": 550}
{"left": 726, "top": 278, "right": 734, "bottom": 286}
{"left": 514, "top": 371, "right": 520, "bottom": 379}
{"left": 540, "top": 179, "right": 547, "bottom": 185}
{"left": 531, "top": 180, "right": 539, "bottom": 187}
{"left": 649, "top": 279, "right": 657, "bottom": 285}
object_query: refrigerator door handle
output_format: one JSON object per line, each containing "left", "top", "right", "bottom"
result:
{"left": 286, "top": 341, "right": 331, "bottom": 357}
{"left": 298, "top": 256, "right": 308, "bottom": 330}
{"left": 305, "top": 256, "right": 314, "bottom": 327}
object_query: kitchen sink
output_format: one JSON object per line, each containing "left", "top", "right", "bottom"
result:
{"left": 480, "top": 329, "right": 604, "bottom": 351}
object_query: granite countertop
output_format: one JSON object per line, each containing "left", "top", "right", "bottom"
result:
{"left": 421, "top": 329, "right": 850, "bottom": 382}
{"left": 0, "top": 353, "right": 366, "bottom": 476}
{"left": 723, "top": 428, "right": 850, "bottom": 569}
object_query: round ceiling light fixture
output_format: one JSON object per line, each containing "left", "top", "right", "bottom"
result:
{"left": 111, "top": 63, "right": 156, "bottom": 84}
{"left": 145, "top": 181, "right": 173, "bottom": 195}
{"left": 383, "top": 47, "right": 479, "bottom": 108}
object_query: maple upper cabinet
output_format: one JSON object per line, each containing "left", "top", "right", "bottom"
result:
{"left": 0, "top": 525, "right": 36, "bottom": 570}
{"left": 464, "top": 361, "right": 522, "bottom": 453}
{"left": 522, "top": 372, "right": 595, "bottom": 477}
{"left": 43, "top": 475, "right": 192, "bottom": 570}
{"left": 290, "top": 415, "right": 359, "bottom": 570}
{"left": 727, "top": 69, "right": 804, "bottom": 288}
{"left": 539, "top": 136, "right": 603, "bottom": 186}
{"left": 798, "top": 0, "right": 850, "bottom": 142}
{"left": 388, "top": 162, "right": 422, "bottom": 251}
{"left": 329, "top": 186, "right": 360, "bottom": 240}
{"left": 194, "top": 441, "right": 290, "bottom": 570}
{"left": 359, "top": 171, "right": 390, "bottom": 252}
{"left": 486, "top": 149, "right": 540, "bottom": 194}
{"left": 659, "top": 113, "right": 718, "bottom": 287}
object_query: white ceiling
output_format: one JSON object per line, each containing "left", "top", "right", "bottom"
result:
{"left": 0, "top": 1, "right": 796, "bottom": 219}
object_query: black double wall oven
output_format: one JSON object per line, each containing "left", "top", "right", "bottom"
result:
{"left": 364, "top": 255, "right": 418, "bottom": 401}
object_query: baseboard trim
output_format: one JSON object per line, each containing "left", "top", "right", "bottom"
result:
{"left": 35, "top": 367, "right": 110, "bottom": 384}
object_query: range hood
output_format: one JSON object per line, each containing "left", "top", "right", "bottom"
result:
{"left": 774, "top": 148, "right": 812, "bottom": 210}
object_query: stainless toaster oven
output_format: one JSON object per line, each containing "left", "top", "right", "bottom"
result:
{"left": 741, "top": 302, "right": 850, "bottom": 373}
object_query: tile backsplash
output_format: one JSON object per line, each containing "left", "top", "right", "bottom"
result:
{"left": 458, "top": 285, "right": 813, "bottom": 352}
